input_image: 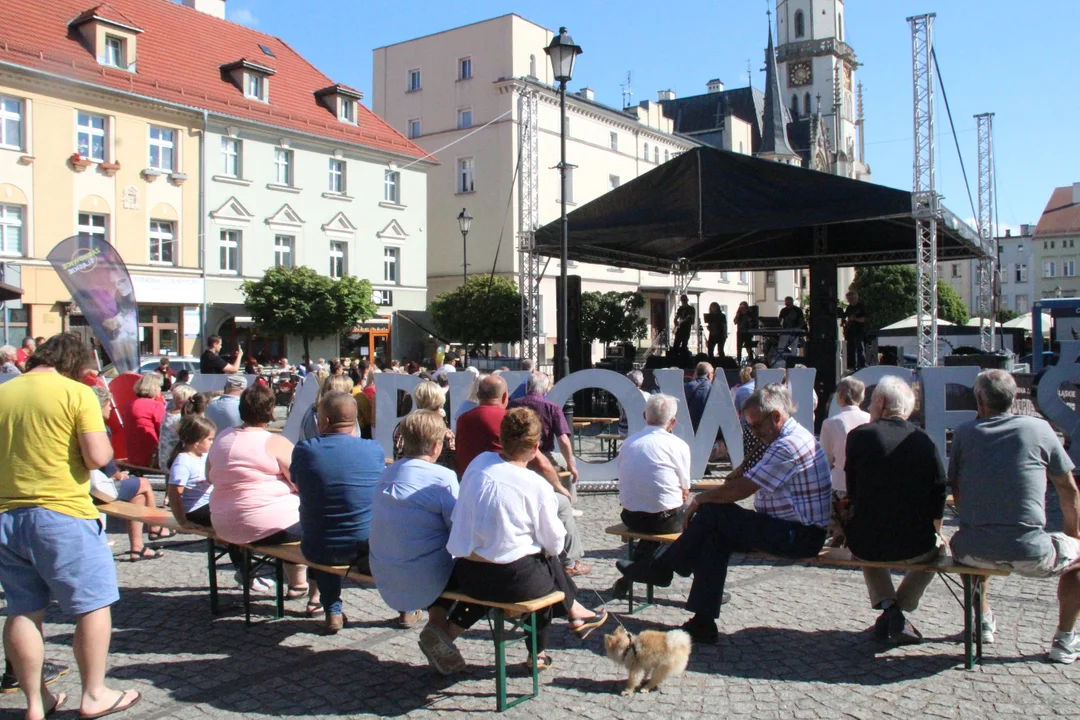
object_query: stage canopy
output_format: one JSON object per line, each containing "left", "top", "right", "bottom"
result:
{"left": 534, "top": 146, "right": 985, "bottom": 272}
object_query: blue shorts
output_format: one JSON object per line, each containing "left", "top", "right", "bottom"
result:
{"left": 0, "top": 507, "right": 119, "bottom": 616}
{"left": 115, "top": 476, "right": 143, "bottom": 502}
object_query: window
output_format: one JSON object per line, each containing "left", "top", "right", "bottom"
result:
{"left": 664, "top": 149, "right": 670, "bottom": 162}
{"left": 338, "top": 99, "right": 354, "bottom": 123}
{"left": 838, "top": 14, "right": 844, "bottom": 41}
{"left": 147, "top": 220, "right": 175, "bottom": 265}
{"left": 274, "top": 235, "right": 294, "bottom": 268}
{"left": 407, "top": 118, "right": 421, "bottom": 139}
{"left": 739, "top": 271, "right": 748, "bottom": 284}
{"left": 0, "top": 96, "right": 22, "bottom": 150}
{"left": 328, "top": 158, "right": 346, "bottom": 194}
{"left": 1016, "top": 295, "right": 1028, "bottom": 313}
{"left": 766, "top": 270, "right": 777, "bottom": 286}
{"left": 610, "top": 132, "right": 618, "bottom": 151}
{"left": 457, "top": 157, "right": 474, "bottom": 193}
{"left": 220, "top": 137, "right": 241, "bottom": 176}
{"left": 274, "top": 147, "right": 292, "bottom": 185}
{"left": 653, "top": 147, "right": 659, "bottom": 164}
{"left": 608, "top": 175, "right": 620, "bottom": 190}
{"left": 329, "top": 241, "right": 347, "bottom": 279}
{"left": 219, "top": 230, "right": 240, "bottom": 274}
{"left": 794, "top": 9, "right": 806, "bottom": 38}
{"left": 0, "top": 205, "right": 23, "bottom": 256}
{"left": 804, "top": 92, "right": 812, "bottom": 116}
{"left": 149, "top": 126, "right": 175, "bottom": 171}
{"left": 104, "top": 35, "right": 124, "bottom": 68}
{"left": 78, "top": 212, "right": 107, "bottom": 243}
{"left": 459, "top": 57, "right": 472, "bottom": 80}
{"left": 383, "top": 247, "right": 399, "bottom": 283}
{"left": 384, "top": 170, "right": 400, "bottom": 203}
{"left": 1044, "top": 261, "right": 1056, "bottom": 278}
{"left": 720, "top": 272, "right": 729, "bottom": 282}
{"left": 457, "top": 108, "right": 472, "bottom": 130}
{"left": 245, "top": 73, "right": 264, "bottom": 100}
{"left": 529, "top": 54, "right": 537, "bottom": 77}
{"left": 643, "top": 142, "right": 649, "bottom": 161}
{"left": 951, "top": 263, "right": 960, "bottom": 278}
{"left": 407, "top": 69, "right": 421, "bottom": 92}
{"left": 1016, "top": 263, "right": 1027, "bottom": 282}
{"left": 77, "top": 112, "right": 106, "bottom": 162}
{"left": 1066, "top": 260, "right": 1076, "bottom": 277}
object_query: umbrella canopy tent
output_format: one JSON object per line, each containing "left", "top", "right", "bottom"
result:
{"left": 1003, "top": 311, "right": 1052, "bottom": 334}
{"left": 881, "top": 315, "right": 956, "bottom": 330}
{"left": 534, "top": 146, "right": 985, "bottom": 271}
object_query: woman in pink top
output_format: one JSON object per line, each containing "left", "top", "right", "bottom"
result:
{"left": 819, "top": 376, "right": 871, "bottom": 544}
{"left": 208, "top": 383, "right": 317, "bottom": 608}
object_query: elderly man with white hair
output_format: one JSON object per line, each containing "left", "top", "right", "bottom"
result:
{"left": 843, "top": 376, "right": 946, "bottom": 645}
{"left": 619, "top": 383, "right": 831, "bottom": 643}
{"left": 950, "top": 369, "right": 1080, "bottom": 664}
{"left": 0, "top": 345, "right": 19, "bottom": 374}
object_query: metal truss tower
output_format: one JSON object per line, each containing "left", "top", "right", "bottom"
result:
{"left": 908, "top": 13, "right": 940, "bottom": 367}
{"left": 975, "top": 112, "right": 997, "bottom": 351}
{"left": 518, "top": 89, "right": 541, "bottom": 361}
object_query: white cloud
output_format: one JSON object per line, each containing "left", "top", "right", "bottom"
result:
{"left": 228, "top": 7, "right": 258, "bottom": 26}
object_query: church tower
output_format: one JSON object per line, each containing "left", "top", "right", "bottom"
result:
{"left": 757, "top": 12, "right": 802, "bottom": 167}
{"left": 775, "top": 0, "right": 868, "bottom": 179}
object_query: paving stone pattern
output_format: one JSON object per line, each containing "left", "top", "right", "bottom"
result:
{"left": 2, "top": 488, "right": 1078, "bottom": 719}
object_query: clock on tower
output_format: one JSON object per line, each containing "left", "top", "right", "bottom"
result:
{"left": 789, "top": 61, "right": 812, "bottom": 87}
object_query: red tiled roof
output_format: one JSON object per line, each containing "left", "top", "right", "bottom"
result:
{"left": 69, "top": 3, "right": 144, "bottom": 33}
{"left": 1035, "top": 186, "right": 1080, "bottom": 238}
{"left": 1, "top": 0, "right": 428, "bottom": 161}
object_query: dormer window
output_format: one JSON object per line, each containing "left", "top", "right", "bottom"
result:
{"left": 246, "top": 73, "right": 264, "bottom": 100}
{"left": 339, "top": 99, "right": 355, "bottom": 123}
{"left": 314, "top": 84, "right": 364, "bottom": 125}
{"left": 104, "top": 36, "right": 124, "bottom": 68}
{"left": 221, "top": 59, "right": 276, "bottom": 103}
{"left": 68, "top": 6, "right": 142, "bottom": 73}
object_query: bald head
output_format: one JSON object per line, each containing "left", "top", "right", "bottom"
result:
{"left": 318, "top": 391, "right": 358, "bottom": 435}
{"left": 477, "top": 374, "right": 509, "bottom": 407}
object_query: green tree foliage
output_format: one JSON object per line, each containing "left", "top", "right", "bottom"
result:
{"left": 995, "top": 308, "right": 1020, "bottom": 324}
{"left": 428, "top": 275, "right": 522, "bottom": 350}
{"left": 241, "top": 265, "right": 377, "bottom": 357}
{"left": 580, "top": 291, "right": 648, "bottom": 345}
{"left": 850, "top": 265, "right": 970, "bottom": 329}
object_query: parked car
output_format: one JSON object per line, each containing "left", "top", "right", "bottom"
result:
{"left": 101, "top": 355, "right": 199, "bottom": 379}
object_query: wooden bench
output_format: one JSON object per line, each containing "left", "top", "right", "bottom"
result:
{"left": 98, "top": 501, "right": 563, "bottom": 711}
{"left": 596, "top": 433, "right": 622, "bottom": 460}
{"left": 605, "top": 523, "right": 1008, "bottom": 670}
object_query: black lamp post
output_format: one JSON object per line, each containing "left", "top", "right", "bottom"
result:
{"left": 545, "top": 26, "right": 582, "bottom": 387}
{"left": 457, "top": 208, "right": 472, "bottom": 289}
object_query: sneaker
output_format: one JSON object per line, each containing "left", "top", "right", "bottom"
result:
{"left": 680, "top": 615, "right": 719, "bottom": 644}
{"left": 980, "top": 610, "right": 996, "bottom": 645}
{"left": 234, "top": 572, "right": 276, "bottom": 595}
{"left": 418, "top": 626, "right": 467, "bottom": 675}
{"left": 0, "top": 661, "right": 69, "bottom": 693}
{"left": 1049, "top": 632, "right": 1079, "bottom": 665}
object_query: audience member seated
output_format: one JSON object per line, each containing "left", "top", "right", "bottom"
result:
{"left": 844, "top": 377, "right": 946, "bottom": 644}
{"left": 0, "top": 344, "right": 19, "bottom": 374}
{"left": 166, "top": 415, "right": 217, "bottom": 529}
{"left": 393, "top": 380, "right": 455, "bottom": 467}
{"left": 509, "top": 372, "right": 580, "bottom": 489}
{"left": 819, "top": 376, "right": 871, "bottom": 544}
{"left": 949, "top": 369, "right": 1080, "bottom": 663}
{"left": 292, "top": 392, "right": 384, "bottom": 632}
{"left": 300, "top": 374, "right": 355, "bottom": 442}
{"left": 456, "top": 374, "right": 590, "bottom": 576}
{"left": 447, "top": 408, "right": 608, "bottom": 669}
{"left": 205, "top": 375, "right": 245, "bottom": 432}
{"left": 684, "top": 362, "right": 714, "bottom": 432}
{"left": 125, "top": 372, "right": 166, "bottom": 467}
{"left": 371, "top": 411, "right": 484, "bottom": 674}
{"left": 208, "top": 383, "right": 313, "bottom": 600}
{"left": 158, "top": 383, "right": 196, "bottom": 470}
{"left": 617, "top": 369, "right": 651, "bottom": 438}
{"left": 619, "top": 384, "right": 831, "bottom": 643}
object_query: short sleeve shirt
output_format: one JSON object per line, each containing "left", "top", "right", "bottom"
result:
{"left": 169, "top": 452, "right": 212, "bottom": 514}
{"left": 200, "top": 349, "right": 227, "bottom": 374}
{"left": 0, "top": 372, "right": 106, "bottom": 519}
{"left": 455, "top": 405, "right": 506, "bottom": 477}
{"left": 508, "top": 393, "right": 570, "bottom": 453}
{"left": 745, "top": 417, "right": 832, "bottom": 528}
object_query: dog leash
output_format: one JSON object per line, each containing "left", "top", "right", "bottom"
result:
{"left": 591, "top": 589, "right": 639, "bottom": 660}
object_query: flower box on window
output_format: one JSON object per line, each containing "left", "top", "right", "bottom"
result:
{"left": 168, "top": 172, "right": 188, "bottom": 186}
{"left": 70, "top": 153, "right": 93, "bottom": 172}
{"left": 17, "top": 155, "right": 34, "bottom": 166}
{"left": 99, "top": 161, "right": 121, "bottom": 177}
{"left": 141, "top": 168, "right": 164, "bottom": 182}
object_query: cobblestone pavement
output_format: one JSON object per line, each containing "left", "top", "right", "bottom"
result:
{"left": 2, "top": 489, "right": 1079, "bottom": 719}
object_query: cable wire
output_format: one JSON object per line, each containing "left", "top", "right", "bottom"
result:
{"left": 931, "top": 47, "right": 979, "bottom": 224}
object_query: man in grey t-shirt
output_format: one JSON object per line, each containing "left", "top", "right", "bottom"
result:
{"left": 948, "top": 369, "right": 1080, "bottom": 664}
{"left": 205, "top": 376, "right": 245, "bottom": 431}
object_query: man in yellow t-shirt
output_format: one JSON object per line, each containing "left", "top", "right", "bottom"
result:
{"left": 0, "top": 333, "right": 141, "bottom": 719}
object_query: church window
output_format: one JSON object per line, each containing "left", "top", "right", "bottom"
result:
{"left": 838, "top": 14, "right": 844, "bottom": 42}
{"left": 804, "top": 93, "right": 812, "bottom": 116}
{"left": 794, "top": 10, "right": 806, "bottom": 39}
{"left": 791, "top": 94, "right": 799, "bottom": 117}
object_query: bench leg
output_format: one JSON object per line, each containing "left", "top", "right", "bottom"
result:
{"left": 274, "top": 557, "right": 285, "bottom": 620}
{"left": 624, "top": 539, "right": 653, "bottom": 616}
{"left": 493, "top": 609, "right": 508, "bottom": 711}
{"left": 207, "top": 538, "right": 219, "bottom": 615}
{"left": 962, "top": 574, "right": 975, "bottom": 670}
{"left": 973, "top": 576, "right": 984, "bottom": 665}
{"left": 242, "top": 547, "right": 253, "bottom": 628}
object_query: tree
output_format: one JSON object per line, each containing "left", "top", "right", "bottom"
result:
{"left": 850, "top": 264, "right": 969, "bottom": 330}
{"left": 428, "top": 275, "right": 521, "bottom": 351}
{"left": 996, "top": 308, "right": 1020, "bottom": 324}
{"left": 242, "top": 265, "right": 377, "bottom": 358}
{"left": 580, "top": 291, "right": 648, "bottom": 345}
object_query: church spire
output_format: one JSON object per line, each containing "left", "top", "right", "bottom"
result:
{"left": 757, "top": 10, "right": 801, "bottom": 165}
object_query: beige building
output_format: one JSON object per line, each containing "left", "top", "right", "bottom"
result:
{"left": 373, "top": 14, "right": 755, "bottom": 361}
{"left": 1033, "top": 184, "right": 1080, "bottom": 299}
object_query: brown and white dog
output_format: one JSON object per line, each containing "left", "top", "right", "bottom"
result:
{"left": 604, "top": 626, "right": 691, "bottom": 695}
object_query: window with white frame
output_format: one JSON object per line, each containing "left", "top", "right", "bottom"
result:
{"left": 384, "top": 246, "right": 399, "bottom": 283}
{"left": 0, "top": 96, "right": 22, "bottom": 150}
{"left": 329, "top": 241, "right": 347, "bottom": 279}
{"left": 384, "top": 170, "right": 400, "bottom": 204}
{"left": 219, "top": 230, "right": 240, "bottom": 274}
{"left": 0, "top": 205, "right": 24, "bottom": 256}
{"left": 148, "top": 220, "right": 175, "bottom": 265}
{"left": 610, "top": 132, "right": 618, "bottom": 152}
{"left": 274, "top": 147, "right": 292, "bottom": 185}
{"left": 407, "top": 69, "right": 421, "bottom": 92}
{"left": 951, "top": 263, "right": 960, "bottom": 278}
{"left": 274, "top": 234, "right": 294, "bottom": 268}
{"left": 459, "top": 57, "right": 472, "bottom": 80}
{"left": 720, "top": 271, "right": 729, "bottom": 282}
{"left": 1044, "top": 261, "right": 1056, "bottom": 278}
{"left": 220, "top": 137, "right": 241, "bottom": 176}
{"left": 245, "top": 73, "right": 265, "bottom": 101}
{"left": 739, "top": 271, "right": 748, "bottom": 284}
{"left": 1016, "top": 263, "right": 1027, "bottom": 282}
{"left": 328, "top": 158, "right": 346, "bottom": 194}
{"left": 77, "top": 112, "right": 106, "bottom": 161}
{"left": 665, "top": 149, "right": 670, "bottom": 162}
{"left": 1066, "top": 260, "right": 1076, "bottom": 277}
{"left": 338, "top": 99, "right": 355, "bottom": 123}
{"left": 1016, "top": 295, "right": 1028, "bottom": 313}
{"left": 609, "top": 175, "right": 620, "bottom": 190}
{"left": 149, "top": 126, "right": 175, "bottom": 171}
{"left": 407, "top": 118, "right": 421, "bottom": 139}
{"left": 458, "top": 157, "right": 474, "bottom": 193}
{"left": 643, "top": 142, "right": 649, "bottom": 161}
{"left": 654, "top": 147, "right": 659, "bottom": 164}
{"left": 78, "top": 212, "right": 108, "bottom": 243}
{"left": 457, "top": 107, "right": 472, "bottom": 130}
{"left": 104, "top": 35, "right": 124, "bottom": 68}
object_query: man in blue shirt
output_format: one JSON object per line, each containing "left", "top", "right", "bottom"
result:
{"left": 684, "top": 362, "right": 714, "bottom": 432}
{"left": 292, "top": 391, "right": 385, "bottom": 634}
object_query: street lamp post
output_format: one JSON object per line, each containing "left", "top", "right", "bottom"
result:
{"left": 545, "top": 27, "right": 583, "bottom": 390}
{"left": 457, "top": 208, "right": 472, "bottom": 289}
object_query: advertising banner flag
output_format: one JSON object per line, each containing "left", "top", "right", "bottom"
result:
{"left": 47, "top": 235, "right": 139, "bottom": 373}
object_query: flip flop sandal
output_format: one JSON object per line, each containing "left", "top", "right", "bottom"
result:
{"left": 79, "top": 690, "right": 142, "bottom": 720}
{"left": 571, "top": 609, "right": 609, "bottom": 640}
{"left": 46, "top": 692, "right": 67, "bottom": 718}
{"left": 148, "top": 528, "right": 177, "bottom": 541}
{"left": 285, "top": 585, "right": 310, "bottom": 599}
{"left": 399, "top": 610, "right": 424, "bottom": 628}
{"left": 126, "top": 548, "right": 163, "bottom": 562}
{"left": 304, "top": 602, "right": 323, "bottom": 618}
{"left": 525, "top": 654, "right": 554, "bottom": 671}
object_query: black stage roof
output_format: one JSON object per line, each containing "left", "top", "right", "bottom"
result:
{"left": 534, "top": 146, "right": 985, "bottom": 272}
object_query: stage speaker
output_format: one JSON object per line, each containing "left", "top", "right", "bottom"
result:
{"left": 749, "top": 305, "right": 760, "bottom": 328}
{"left": 878, "top": 345, "right": 899, "bottom": 366}
{"left": 715, "top": 356, "right": 739, "bottom": 370}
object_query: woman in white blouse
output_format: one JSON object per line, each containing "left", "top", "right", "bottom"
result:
{"left": 447, "top": 407, "right": 607, "bottom": 669}
{"left": 819, "top": 376, "right": 871, "bottom": 544}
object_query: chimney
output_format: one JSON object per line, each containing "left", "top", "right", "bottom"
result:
{"left": 707, "top": 78, "right": 724, "bottom": 94}
{"left": 1020, "top": 224, "right": 1032, "bottom": 236}
{"left": 1005, "top": 229, "right": 1012, "bottom": 237}
{"left": 657, "top": 89, "right": 675, "bottom": 102}
{"left": 1074, "top": 182, "right": 1080, "bottom": 205}
{"left": 181, "top": 0, "right": 226, "bottom": 19}
{"left": 578, "top": 87, "right": 594, "bottom": 101}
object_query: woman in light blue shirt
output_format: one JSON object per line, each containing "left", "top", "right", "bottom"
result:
{"left": 369, "top": 410, "right": 485, "bottom": 676}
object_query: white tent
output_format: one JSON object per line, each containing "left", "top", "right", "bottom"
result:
{"left": 965, "top": 317, "right": 1003, "bottom": 327}
{"left": 1002, "top": 311, "right": 1052, "bottom": 334}
{"left": 880, "top": 315, "right": 957, "bottom": 330}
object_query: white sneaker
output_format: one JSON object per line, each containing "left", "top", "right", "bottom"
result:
{"left": 980, "top": 610, "right": 996, "bottom": 645}
{"left": 234, "top": 571, "right": 276, "bottom": 595}
{"left": 572, "top": 509, "right": 584, "bottom": 518}
{"left": 1049, "top": 632, "right": 1079, "bottom": 664}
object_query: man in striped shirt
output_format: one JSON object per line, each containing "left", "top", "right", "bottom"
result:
{"left": 618, "top": 383, "right": 831, "bottom": 643}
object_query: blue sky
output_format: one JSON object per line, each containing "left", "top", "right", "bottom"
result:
{"left": 220, "top": 0, "right": 1077, "bottom": 231}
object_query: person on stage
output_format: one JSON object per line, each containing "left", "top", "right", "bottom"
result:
{"left": 704, "top": 303, "right": 727, "bottom": 358}
{"left": 671, "top": 295, "right": 695, "bottom": 352}
{"left": 777, "top": 296, "right": 805, "bottom": 361}
{"left": 842, "top": 291, "right": 868, "bottom": 371}
{"left": 734, "top": 302, "right": 755, "bottom": 364}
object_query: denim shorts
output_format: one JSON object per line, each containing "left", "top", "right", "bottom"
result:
{"left": 115, "top": 476, "right": 142, "bottom": 502}
{"left": 0, "top": 506, "right": 119, "bottom": 616}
